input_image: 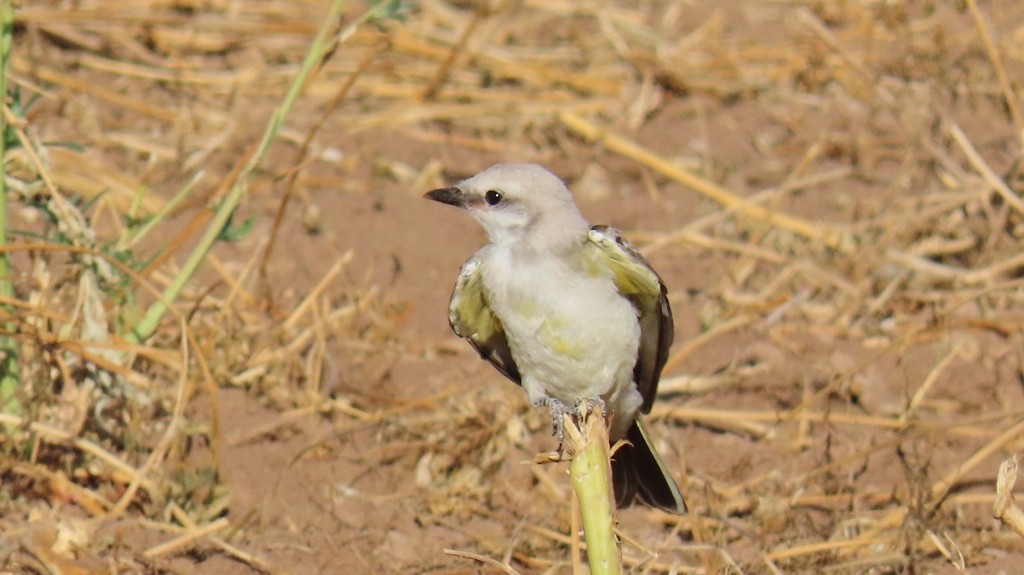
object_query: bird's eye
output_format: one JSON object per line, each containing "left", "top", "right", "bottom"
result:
{"left": 484, "top": 190, "right": 503, "bottom": 206}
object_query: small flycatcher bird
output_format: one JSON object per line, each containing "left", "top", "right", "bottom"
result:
{"left": 425, "top": 163, "right": 685, "bottom": 514}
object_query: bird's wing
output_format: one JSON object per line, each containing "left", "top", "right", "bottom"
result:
{"left": 448, "top": 257, "right": 522, "bottom": 384}
{"left": 586, "top": 226, "right": 674, "bottom": 412}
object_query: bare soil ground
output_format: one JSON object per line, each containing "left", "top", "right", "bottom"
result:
{"left": 4, "top": 1, "right": 1024, "bottom": 573}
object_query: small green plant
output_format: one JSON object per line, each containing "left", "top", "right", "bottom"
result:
{"left": 0, "top": 0, "right": 18, "bottom": 417}
{"left": 126, "top": 0, "right": 412, "bottom": 344}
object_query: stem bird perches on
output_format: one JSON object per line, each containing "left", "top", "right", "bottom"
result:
{"left": 564, "top": 405, "right": 623, "bottom": 575}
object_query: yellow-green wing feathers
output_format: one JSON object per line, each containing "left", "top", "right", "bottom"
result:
{"left": 449, "top": 229, "right": 672, "bottom": 405}
{"left": 587, "top": 226, "right": 674, "bottom": 412}
{"left": 448, "top": 258, "right": 522, "bottom": 384}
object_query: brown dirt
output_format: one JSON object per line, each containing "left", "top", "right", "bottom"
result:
{"left": 5, "top": 0, "right": 1024, "bottom": 573}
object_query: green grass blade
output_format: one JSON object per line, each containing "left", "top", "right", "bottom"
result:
{"left": 0, "top": 0, "right": 19, "bottom": 416}
{"left": 127, "top": 0, "right": 407, "bottom": 344}
{"left": 126, "top": 0, "right": 352, "bottom": 344}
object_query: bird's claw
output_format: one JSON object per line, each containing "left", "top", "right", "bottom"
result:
{"left": 534, "top": 396, "right": 607, "bottom": 455}
{"left": 534, "top": 397, "right": 572, "bottom": 452}
{"left": 574, "top": 397, "right": 606, "bottom": 420}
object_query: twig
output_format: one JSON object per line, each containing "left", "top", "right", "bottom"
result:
{"left": 127, "top": 0, "right": 366, "bottom": 343}
{"left": 764, "top": 536, "right": 891, "bottom": 562}
{"left": 657, "top": 405, "right": 1016, "bottom": 439}
{"left": 926, "top": 531, "right": 969, "bottom": 574}
{"left": 283, "top": 251, "right": 353, "bottom": 330}
{"left": 559, "top": 112, "right": 847, "bottom": 250}
{"left": 639, "top": 167, "right": 852, "bottom": 258}
{"left": 421, "top": 7, "right": 486, "bottom": 100}
{"left": 931, "top": 418, "right": 1024, "bottom": 505}
{"left": 107, "top": 319, "right": 190, "bottom": 518}
{"left": 143, "top": 517, "right": 230, "bottom": 559}
{"left": 169, "top": 504, "right": 286, "bottom": 575}
{"left": 657, "top": 362, "right": 769, "bottom": 396}
{"left": 444, "top": 548, "right": 523, "bottom": 575}
{"left": 964, "top": 0, "right": 1024, "bottom": 136}
{"left": 260, "top": 46, "right": 378, "bottom": 277}
{"left": 949, "top": 124, "right": 1024, "bottom": 217}
{"left": 901, "top": 346, "right": 965, "bottom": 422}
{"left": 993, "top": 454, "right": 1024, "bottom": 540}
{"left": 661, "top": 315, "right": 754, "bottom": 375}
{"left": 0, "top": 413, "right": 157, "bottom": 493}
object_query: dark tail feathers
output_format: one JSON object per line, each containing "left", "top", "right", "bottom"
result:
{"left": 611, "top": 417, "right": 686, "bottom": 514}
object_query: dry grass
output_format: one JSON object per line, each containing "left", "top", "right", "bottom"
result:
{"left": 4, "top": 0, "right": 1024, "bottom": 573}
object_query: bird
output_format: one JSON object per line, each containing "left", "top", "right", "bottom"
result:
{"left": 425, "top": 163, "right": 685, "bottom": 514}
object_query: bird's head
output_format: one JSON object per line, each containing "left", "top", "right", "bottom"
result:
{"left": 425, "top": 164, "right": 589, "bottom": 250}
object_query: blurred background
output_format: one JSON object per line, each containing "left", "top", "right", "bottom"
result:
{"left": 4, "top": 1, "right": 1024, "bottom": 573}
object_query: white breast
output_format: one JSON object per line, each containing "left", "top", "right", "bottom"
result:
{"left": 479, "top": 245, "right": 643, "bottom": 432}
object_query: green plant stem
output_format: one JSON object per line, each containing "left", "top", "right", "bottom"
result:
{"left": 0, "top": 0, "right": 20, "bottom": 416}
{"left": 121, "top": 172, "right": 203, "bottom": 249}
{"left": 566, "top": 408, "right": 622, "bottom": 575}
{"left": 127, "top": 0, "right": 400, "bottom": 344}
{"left": 126, "top": 0, "right": 397, "bottom": 344}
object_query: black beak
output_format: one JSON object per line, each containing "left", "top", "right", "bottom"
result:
{"left": 424, "top": 186, "right": 468, "bottom": 208}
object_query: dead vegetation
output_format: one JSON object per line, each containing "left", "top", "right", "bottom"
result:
{"left": 3, "top": 0, "right": 1024, "bottom": 573}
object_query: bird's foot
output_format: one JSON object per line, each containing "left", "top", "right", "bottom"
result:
{"left": 534, "top": 397, "right": 609, "bottom": 457}
{"left": 574, "top": 397, "right": 607, "bottom": 421}
{"left": 533, "top": 397, "right": 573, "bottom": 454}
